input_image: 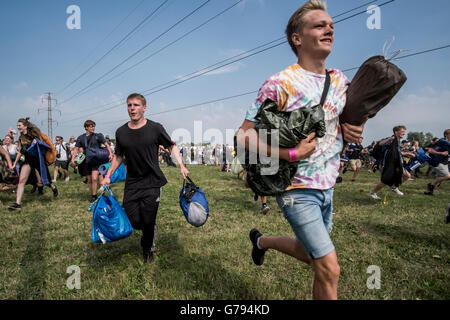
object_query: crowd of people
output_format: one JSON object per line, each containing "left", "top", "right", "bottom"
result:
{"left": 333, "top": 126, "right": 450, "bottom": 199}
{"left": 1, "top": 0, "right": 449, "bottom": 301}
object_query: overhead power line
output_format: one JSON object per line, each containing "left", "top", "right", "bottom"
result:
{"left": 79, "top": 43, "right": 449, "bottom": 127}
{"left": 59, "top": 0, "right": 393, "bottom": 122}
{"left": 57, "top": 0, "right": 170, "bottom": 96}
{"left": 342, "top": 44, "right": 450, "bottom": 72}
{"left": 59, "top": 40, "right": 284, "bottom": 124}
{"left": 72, "top": 90, "right": 259, "bottom": 127}
{"left": 332, "top": 0, "right": 379, "bottom": 19}
{"left": 66, "top": 0, "right": 246, "bottom": 102}
{"left": 62, "top": 38, "right": 282, "bottom": 118}
{"left": 55, "top": 0, "right": 147, "bottom": 95}
{"left": 59, "top": 0, "right": 212, "bottom": 106}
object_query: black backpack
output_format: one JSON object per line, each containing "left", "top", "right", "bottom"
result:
{"left": 380, "top": 138, "right": 403, "bottom": 187}
{"left": 371, "top": 142, "right": 384, "bottom": 161}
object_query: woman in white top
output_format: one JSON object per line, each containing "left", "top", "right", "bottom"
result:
{"left": 3, "top": 134, "right": 21, "bottom": 174}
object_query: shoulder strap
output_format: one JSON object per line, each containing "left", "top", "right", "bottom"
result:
{"left": 320, "top": 70, "right": 331, "bottom": 106}
{"left": 85, "top": 134, "right": 95, "bottom": 148}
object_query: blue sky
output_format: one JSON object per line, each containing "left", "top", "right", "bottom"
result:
{"left": 0, "top": 0, "right": 449, "bottom": 146}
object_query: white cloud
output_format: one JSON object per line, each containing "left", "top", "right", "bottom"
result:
{"left": 13, "top": 82, "right": 28, "bottom": 89}
{"left": 204, "top": 63, "right": 243, "bottom": 76}
{"left": 364, "top": 86, "right": 450, "bottom": 143}
{"left": 151, "top": 101, "right": 246, "bottom": 145}
{"left": 175, "top": 62, "right": 244, "bottom": 81}
{"left": 0, "top": 96, "right": 42, "bottom": 133}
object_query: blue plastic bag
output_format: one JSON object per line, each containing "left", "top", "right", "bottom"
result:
{"left": 416, "top": 148, "right": 431, "bottom": 163}
{"left": 88, "top": 186, "right": 133, "bottom": 244}
{"left": 179, "top": 177, "right": 209, "bottom": 227}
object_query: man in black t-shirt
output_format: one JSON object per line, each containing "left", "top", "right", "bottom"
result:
{"left": 102, "top": 93, "right": 189, "bottom": 263}
{"left": 72, "top": 120, "right": 113, "bottom": 202}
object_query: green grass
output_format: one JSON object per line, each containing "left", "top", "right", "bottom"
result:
{"left": 0, "top": 165, "right": 449, "bottom": 300}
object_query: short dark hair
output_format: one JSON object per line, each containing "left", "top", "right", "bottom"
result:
{"left": 84, "top": 120, "right": 96, "bottom": 129}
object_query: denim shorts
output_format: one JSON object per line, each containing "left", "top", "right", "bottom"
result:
{"left": 276, "top": 188, "right": 335, "bottom": 259}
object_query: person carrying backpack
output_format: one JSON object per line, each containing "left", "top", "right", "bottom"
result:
{"left": 72, "top": 120, "right": 113, "bottom": 202}
{"left": 424, "top": 129, "right": 450, "bottom": 195}
{"left": 8, "top": 118, "right": 58, "bottom": 210}
{"left": 369, "top": 125, "right": 412, "bottom": 199}
{"left": 236, "top": 1, "right": 364, "bottom": 300}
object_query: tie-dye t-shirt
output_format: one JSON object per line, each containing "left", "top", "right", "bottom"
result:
{"left": 245, "top": 64, "right": 349, "bottom": 190}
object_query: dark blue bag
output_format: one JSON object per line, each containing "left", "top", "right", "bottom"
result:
{"left": 26, "top": 138, "right": 52, "bottom": 185}
{"left": 84, "top": 134, "right": 109, "bottom": 167}
{"left": 88, "top": 186, "right": 133, "bottom": 244}
{"left": 179, "top": 177, "right": 209, "bottom": 227}
{"left": 427, "top": 139, "right": 450, "bottom": 167}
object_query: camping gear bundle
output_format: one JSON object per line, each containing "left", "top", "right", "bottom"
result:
{"left": 340, "top": 55, "right": 407, "bottom": 126}
{"left": 179, "top": 177, "right": 209, "bottom": 227}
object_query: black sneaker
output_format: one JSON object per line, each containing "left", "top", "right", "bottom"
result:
{"left": 249, "top": 228, "right": 266, "bottom": 266}
{"left": 30, "top": 185, "right": 37, "bottom": 193}
{"left": 143, "top": 248, "right": 154, "bottom": 264}
{"left": 38, "top": 186, "right": 44, "bottom": 195}
{"left": 91, "top": 195, "right": 97, "bottom": 202}
{"left": 335, "top": 176, "right": 343, "bottom": 183}
{"left": 8, "top": 203, "right": 21, "bottom": 211}
{"left": 52, "top": 185, "right": 58, "bottom": 198}
{"left": 424, "top": 183, "right": 434, "bottom": 195}
{"left": 253, "top": 193, "right": 258, "bottom": 202}
{"left": 83, "top": 178, "right": 88, "bottom": 184}
{"left": 342, "top": 166, "right": 348, "bottom": 174}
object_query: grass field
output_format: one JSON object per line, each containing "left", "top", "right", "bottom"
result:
{"left": 0, "top": 164, "right": 449, "bottom": 300}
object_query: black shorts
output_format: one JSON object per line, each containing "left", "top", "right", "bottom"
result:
{"left": 84, "top": 162, "right": 99, "bottom": 174}
{"left": 54, "top": 160, "right": 69, "bottom": 170}
{"left": 123, "top": 187, "right": 161, "bottom": 230}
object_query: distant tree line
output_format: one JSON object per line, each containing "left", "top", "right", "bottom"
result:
{"left": 406, "top": 131, "right": 435, "bottom": 147}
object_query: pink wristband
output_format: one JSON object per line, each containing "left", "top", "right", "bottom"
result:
{"left": 105, "top": 174, "right": 111, "bottom": 179}
{"left": 288, "top": 148, "right": 298, "bottom": 162}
